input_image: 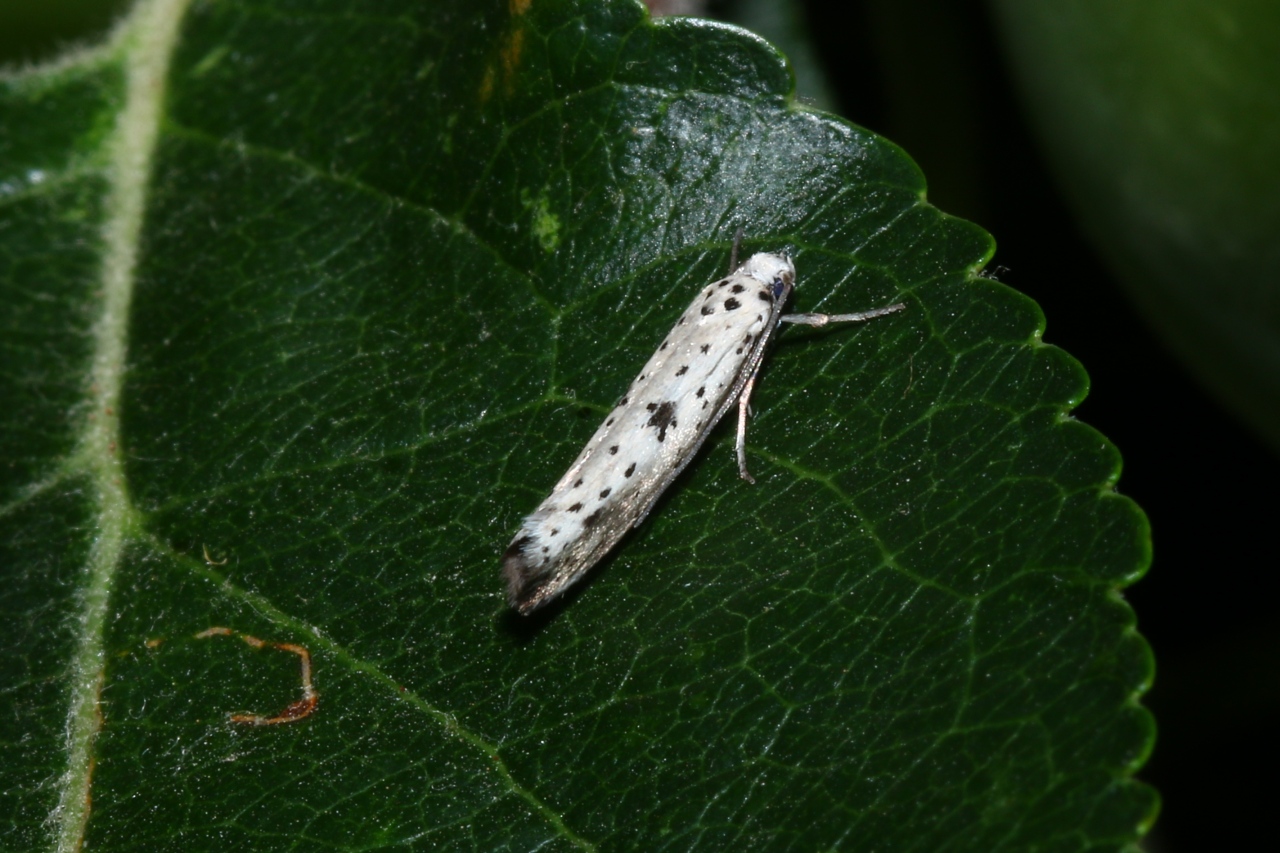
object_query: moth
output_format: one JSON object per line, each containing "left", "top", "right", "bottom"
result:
{"left": 502, "top": 241, "right": 904, "bottom": 614}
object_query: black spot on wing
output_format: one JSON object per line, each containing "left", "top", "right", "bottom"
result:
{"left": 724, "top": 297, "right": 741, "bottom": 311}
{"left": 701, "top": 305, "right": 715, "bottom": 316}
{"left": 624, "top": 462, "right": 636, "bottom": 477}
{"left": 568, "top": 502, "right": 583, "bottom": 512}
{"left": 583, "top": 508, "right": 604, "bottom": 529}
{"left": 646, "top": 400, "right": 678, "bottom": 442}
{"left": 700, "top": 344, "right": 710, "bottom": 353}
{"left": 731, "top": 283, "right": 745, "bottom": 293}
{"left": 609, "top": 445, "right": 619, "bottom": 455}
{"left": 675, "top": 364, "right": 688, "bottom": 376}
{"left": 599, "top": 488, "right": 611, "bottom": 499}
{"left": 504, "top": 535, "right": 535, "bottom": 560}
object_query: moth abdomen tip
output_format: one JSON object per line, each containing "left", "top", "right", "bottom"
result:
{"left": 501, "top": 536, "right": 549, "bottom": 613}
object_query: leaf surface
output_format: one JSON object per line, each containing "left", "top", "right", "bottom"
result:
{"left": 0, "top": 0, "right": 1155, "bottom": 849}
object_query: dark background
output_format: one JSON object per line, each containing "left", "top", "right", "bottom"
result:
{"left": 4, "top": 1, "right": 1272, "bottom": 850}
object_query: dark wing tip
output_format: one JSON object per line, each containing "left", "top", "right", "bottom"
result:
{"left": 502, "top": 537, "right": 550, "bottom": 615}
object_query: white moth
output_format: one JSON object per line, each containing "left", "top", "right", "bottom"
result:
{"left": 503, "top": 244, "right": 904, "bottom": 614}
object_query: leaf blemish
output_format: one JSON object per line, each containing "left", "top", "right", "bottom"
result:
{"left": 195, "top": 627, "right": 318, "bottom": 726}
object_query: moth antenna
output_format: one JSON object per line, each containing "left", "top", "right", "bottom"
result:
{"left": 728, "top": 226, "right": 745, "bottom": 273}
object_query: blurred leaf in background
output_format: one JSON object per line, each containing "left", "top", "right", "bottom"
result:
{"left": 990, "top": 1, "right": 1280, "bottom": 452}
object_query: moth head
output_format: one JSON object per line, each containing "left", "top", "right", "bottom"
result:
{"left": 740, "top": 252, "right": 795, "bottom": 298}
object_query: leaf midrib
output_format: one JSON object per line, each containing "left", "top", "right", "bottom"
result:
{"left": 52, "top": 0, "right": 187, "bottom": 849}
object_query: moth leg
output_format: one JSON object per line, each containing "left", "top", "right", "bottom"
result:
{"left": 781, "top": 302, "right": 906, "bottom": 327}
{"left": 736, "top": 371, "right": 759, "bottom": 484}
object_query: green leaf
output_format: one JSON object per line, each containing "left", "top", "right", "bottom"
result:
{"left": 1, "top": 0, "right": 1156, "bottom": 849}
